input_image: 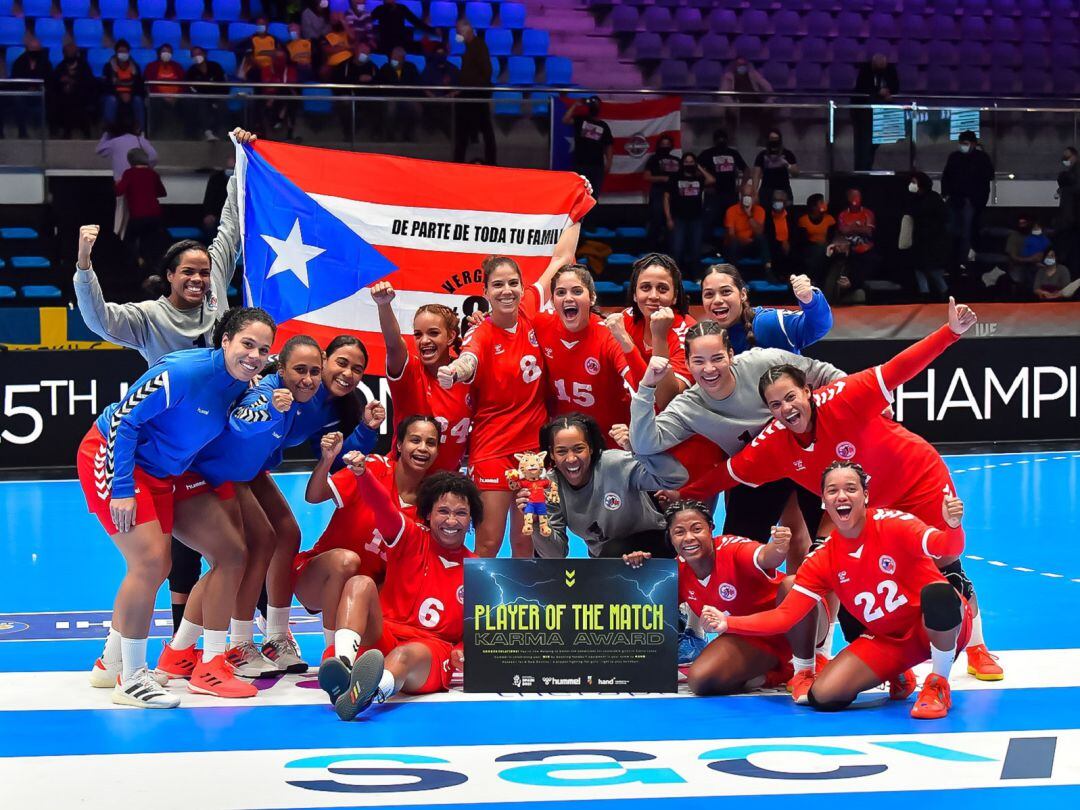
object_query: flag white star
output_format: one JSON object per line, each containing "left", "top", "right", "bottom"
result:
{"left": 261, "top": 219, "right": 325, "bottom": 288}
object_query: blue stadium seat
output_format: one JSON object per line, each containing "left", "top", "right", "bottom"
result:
{"left": 33, "top": 18, "right": 67, "bottom": 47}
{"left": 87, "top": 47, "right": 111, "bottom": 73}
{"left": 73, "top": 18, "right": 104, "bottom": 47}
{"left": 208, "top": 48, "right": 236, "bottom": 76}
{"left": 0, "top": 17, "right": 25, "bottom": 47}
{"left": 111, "top": 19, "right": 144, "bottom": 45}
{"left": 11, "top": 256, "right": 52, "bottom": 269}
{"left": 190, "top": 21, "right": 220, "bottom": 50}
{"left": 506, "top": 55, "right": 535, "bottom": 85}
{"left": 268, "top": 21, "right": 288, "bottom": 42}
{"left": 301, "top": 86, "right": 331, "bottom": 115}
{"left": 98, "top": 0, "right": 129, "bottom": 19}
{"left": 447, "top": 55, "right": 461, "bottom": 68}
{"left": 692, "top": 58, "right": 722, "bottom": 87}
{"left": 493, "top": 89, "right": 524, "bottom": 116}
{"left": 60, "top": 0, "right": 90, "bottom": 16}
{"left": 615, "top": 226, "right": 647, "bottom": 240}
{"left": 594, "top": 281, "right": 623, "bottom": 297}
{"left": 21, "top": 284, "right": 63, "bottom": 300}
{"left": 490, "top": 55, "right": 501, "bottom": 79}
{"left": 544, "top": 56, "right": 572, "bottom": 85}
{"left": 668, "top": 33, "right": 697, "bottom": 60}
{"left": 167, "top": 226, "right": 201, "bottom": 239}
{"left": 606, "top": 253, "right": 636, "bottom": 270}
{"left": 136, "top": 0, "right": 166, "bottom": 18}
{"left": 405, "top": 53, "right": 425, "bottom": 72}
{"left": 465, "top": 1, "right": 493, "bottom": 29}
{"left": 150, "top": 20, "right": 182, "bottom": 48}
{"left": 226, "top": 22, "right": 257, "bottom": 43}
{"left": 22, "top": 0, "right": 53, "bottom": 17}
{"left": 634, "top": 31, "right": 662, "bottom": 60}
{"left": 642, "top": 6, "right": 674, "bottom": 33}
{"left": 428, "top": 0, "right": 457, "bottom": 28}
{"left": 0, "top": 227, "right": 38, "bottom": 239}
{"left": 0, "top": 285, "right": 15, "bottom": 300}
{"left": 0, "top": 0, "right": 11, "bottom": 15}
{"left": 610, "top": 6, "right": 639, "bottom": 34}
{"left": 174, "top": 0, "right": 204, "bottom": 20}
{"left": 520, "top": 28, "right": 548, "bottom": 56}
{"left": 132, "top": 48, "right": 154, "bottom": 67}
{"left": 484, "top": 28, "right": 512, "bottom": 57}
{"left": 659, "top": 58, "right": 690, "bottom": 88}
{"left": 500, "top": 2, "right": 526, "bottom": 29}
{"left": 747, "top": 280, "right": 788, "bottom": 294}
{"left": 682, "top": 280, "right": 701, "bottom": 295}
{"left": 211, "top": 0, "right": 240, "bottom": 20}
{"left": 582, "top": 226, "right": 615, "bottom": 239}
{"left": 369, "top": 53, "right": 387, "bottom": 69}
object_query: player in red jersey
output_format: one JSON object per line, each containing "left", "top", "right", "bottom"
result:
{"left": 316, "top": 462, "right": 481, "bottom": 721}
{"left": 534, "top": 264, "right": 641, "bottom": 446}
{"left": 438, "top": 226, "right": 580, "bottom": 558}
{"left": 609, "top": 253, "right": 696, "bottom": 410}
{"left": 715, "top": 461, "right": 973, "bottom": 720}
{"left": 624, "top": 500, "right": 825, "bottom": 698}
{"left": 294, "top": 415, "right": 441, "bottom": 659}
{"left": 373, "top": 280, "right": 473, "bottom": 473}
{"left": 690, "top": 297, "right": 1002, "bottom": 680}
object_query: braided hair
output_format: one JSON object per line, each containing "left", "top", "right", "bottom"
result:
{"left": 627, "top": 253, "right": 690, "bottom": 321}
{"left": 683, "top": 319, "right": 733, "bottom": 358}
{"left": 702, "top": 263, "right": 755, "bottom": 348}
{"left": 663, "top": 499, "right": 715, "bottom": 549}
{"left": 757, "top": 363, "right": 808, "bottom": 404}
{"left": 821, "top": 460, "right": 870, "bottom": 493}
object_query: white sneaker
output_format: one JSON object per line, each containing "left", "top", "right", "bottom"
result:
{"left": 262, "top": 633, "right": 308, "bottom": 674}
{"left": 111, "top": 667, "right": 180, "bottom": 708}
{"left": 90, "top": 657, "right": 167, "bottom": 688}
{"left": 226, "top": 640, "right": 283, "bottom": 677}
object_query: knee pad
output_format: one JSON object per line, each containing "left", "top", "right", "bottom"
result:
{"left": 807, "top": 687, "right": 854, "bottom": 712}
{"left": 941, "top": 559, "right": 975, "bottom": 600}
{"left": 837, "top": 604, "right": 865, "bottom": 644}
{"left": 167, "top": 539, "right": 202, "bottom": 595}
{"left": 921, "top": 581, "right": 962, "bottom": 631}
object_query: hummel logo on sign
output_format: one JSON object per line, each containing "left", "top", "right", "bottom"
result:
{"left": 565, "top": 569, "right": 576, "bottom": 588}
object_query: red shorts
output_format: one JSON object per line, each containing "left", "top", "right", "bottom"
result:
{"left": 468, "top": 454, "right": 523, "bottom": 492}
{"left": 76, "top": 425, "right": 175, "bottom": 535}
{"left": 362, "top": 620, "right": 455, "bottom": 694}
{"left": 742, "top": 633, "right": 794, "bottom": 677}
{"left": 291, "top": 544, "right": 386, "bottom": 598}
{"left": 172, "top": 472, "right": 236, "bottom": 504}
{"left": 845, "top": 596, "right": 974, "bottom": 681}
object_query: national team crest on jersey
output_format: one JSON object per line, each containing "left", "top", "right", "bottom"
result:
{"left": 457, "top": 585, "right": 465, "bottom": 604}
{"left": 603, "top": 492, "right": 622, "bottom": 510}
{"left": 836, "top": 441, "right": 857, "bottom": 459}
{"left": 585, "top": 357, "right": 601, "bottom": 376}
{"left": 528, "top": 329, "right": 538, "bottom": 347}
{"left": 879, "top": 555, "right": 897, "bottom": 574}
{"left": 719, "top": 583, "right": 738, "bottom": 601}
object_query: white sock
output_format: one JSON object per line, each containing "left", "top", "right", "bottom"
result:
{"left": 377, "top": 668, "right": 397, "bottom": 701}
{"left": 230, "top": 618, "right": 254, "bottom": 646}
{"left": 684, "top": 609, "right": 705, "bottom": 639}
{"left": 966, "top": 613, "right": 985, "bottom": 649}
{"left": 171, "top": 618, "right": 202, "bottom": 650}
{"left": 324, "top": 628, "right": 335, "bottom": 648}
{"left": 266, "top": 605, "right": 291, "bottom": 638}
{"left": 120, "top": 636, "right": 148, "bottom": 680}
{"left": 335, "top": 629, "right": 361, "bottom": 665}
{"left": 102, "top": 627, "right": 122, "bottom": 665}
{"left": 203, "top": 629, "right": 228, "bottom": 663}
{"left": 816, "top": 622, "right": 836, "bottom": 658}
{"left": 792, "top": 655, "right": 815, "bottom": 674}
{"left": 930, "top": 641, "right": 956, "bottom": 679}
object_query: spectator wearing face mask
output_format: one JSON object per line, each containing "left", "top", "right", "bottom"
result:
{"left": 720, "top": 57, "right": 773, "bottom": 99}
{"left": 796, "top": 193, "right": 836, "bottom": 282}
{"left": 302, "top": 0, "right": 332, "bottom": 41}
{"left": 904, "top": 172, "right": 950, "bottom": 299}
{"left": 322, "top": 20, "right": 354, "bottom": 80}
{"left": 644, "top": 135, "right": 681, "bottom": 250}
{"left": 752, "top": 129, "right": 798, "bottom": 208}
{"left": 724, "top": 180, "right": 767, "bottom": 269}
{"left": 851, "top": 53, "right": 898, "bottom": 171}
{"left": 285, "top": 23, "right": 316, "bottom": 82}
{"left": 145, "top": 45, "right": 185, "bottom": 96}
{"left": 332, "top": 42, "right": 378, "bottom": 138}
{"left": 941, "top": 129, "right": 994, "bottom": 269}
{"left": 376, "top": 45, "right": 421, "bottom": 140}
{"left": 370, "top": 0, "right": 435, "bottom": 55}
{"left": 1033, "top": 250, "right": 1077, "bottom": 300}
{"left": 564, "top": 95, "right": 614, "bottom": 200}
{"left": 184, "top": 47, "right": 226, "bottom": 141}
{"left": 50, "top": 41, "right": 95, "bottom": 139}
{"left": 837, "top": 187, "right": 880, "bottom": 287}
{"left": 344, "top": 0, "right": 375, "bottom": 49}
{"left": 9, "top": 35, "right": 51, "bottom": 139}
{"left": 664, "top": 152, "right": 715, "bottom": 280}
{"left": 420, "top": 42, "right": 460, "bottom": 137}
{"left": 453, "top": 19, "right": 495, "bottom": 165}
{"left": 249, "top": 17, "right": 279, "bottom": 71}
{"left": 697, "top": 128, "right": 747, "bottom": 238}
{"left": 763, "top": 189, "right": 793, "bottom": 278}
{"left": 1055, "top": 146, "right": 1080, "bottom": 270}
{"left": 102, "top": 40, "right": 146, "bottom": 131}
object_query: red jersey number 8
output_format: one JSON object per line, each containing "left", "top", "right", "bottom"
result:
{"left": 520, "top": 355, "right": 542, "bottom": 384}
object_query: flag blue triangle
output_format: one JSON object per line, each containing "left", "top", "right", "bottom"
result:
{"left": 241, "top": 145, "right": 397, "bottom": 324}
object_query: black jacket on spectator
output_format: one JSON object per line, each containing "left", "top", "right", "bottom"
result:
{"left": 907, "top": 189, "right": 951, "bottom": 268}
{"left": 12, "top": 49, "right": 52, "bottom": 81}
{"left": 185, "top": 60, "right": 226, "bottom": 92}
{"left": 1058, "top": 162, "right": 1080, "bottom": 229}
{"left": 852, "top": 62, "right": 899, "bottom": 103}
{"left": 459, "top": 36, "right": 492, "bottom": 97}
{"left": 375, "top": 60, "right": 422, "bottom": 95}
{"left": 941, "top": 147, "right": 994, "bottom": 207}
{"left": 333, "top": 59, "right": 378, "bottom": 93}
{"left": 370, "top": 3, "right": 429, "bottom": 54}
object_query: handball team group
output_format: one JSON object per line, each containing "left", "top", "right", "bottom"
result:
{"left": 72, "top": 129, "right": 1001, "bottom": 722}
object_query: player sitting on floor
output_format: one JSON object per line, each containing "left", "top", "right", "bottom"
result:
{"left": 712, "top": 460, "right": 972, "bottom": 720}
{"left": 316, "top": 455, "right": 480, "bottom": 721}
{"left": 624, "top": 501, "right": 826, "bottom": 700}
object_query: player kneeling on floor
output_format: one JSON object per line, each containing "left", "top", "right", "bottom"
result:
{"left": 624, "top": 501, "right": 827, "bottom": 701}
{"left": 317, "top": 455, "right": 480, "bottom": 721}
{"left": 712, "top": 460, "right": 972, "bottom": 720}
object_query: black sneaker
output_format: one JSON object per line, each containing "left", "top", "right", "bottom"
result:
{"left": 334, "top": 649, "right": 385, "bottom": 721}
{"left": 317, "top": 656, "right": 351, "bottom": 705}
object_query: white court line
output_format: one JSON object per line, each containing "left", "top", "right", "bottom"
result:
{"left": 0, "top": 648, "right": 1067, "bottom": 713}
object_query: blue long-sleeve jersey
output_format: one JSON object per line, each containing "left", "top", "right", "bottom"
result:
{"left": 93, "top": 348, "right": 255, "bottom": 499}
{"left": 725, "top": 288, "right": 833, "bottom": 355}
{"left": 289, "top": 385, "right": 378, "bottom": 472}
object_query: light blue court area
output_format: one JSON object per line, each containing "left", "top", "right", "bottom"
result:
{"left": 1, "top": 448, "right": 1078, "bottom": 809}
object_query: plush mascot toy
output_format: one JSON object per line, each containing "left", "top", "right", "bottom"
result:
{"left": 506, "top": 451, "right": 560, "bottom": 537}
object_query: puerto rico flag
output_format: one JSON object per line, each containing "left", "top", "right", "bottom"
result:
{"left": 235, "top": 140, "right": 594, "bottom": 374}
{"left": 551, "top": 96, "right": 682, "bottom": 196}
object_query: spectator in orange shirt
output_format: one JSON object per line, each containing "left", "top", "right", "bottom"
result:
{"left": 833, "top": 187, "right": 879, "bottom": 301}
{"left": 145, "top": 44, "right": 185, "bottom": 96}
{"left": 796, "top": 192, "right": 836, "bottom": 282}
{"left": 116, "top": 147, "right": 166, "bottom": 272}
{"left": 723, "top": 179, "right": 767, "bottom": 271}
{"left": 286, "top": 22, "right": 316, "bottom": 82}
{"left": 249, "top": 17, "right": 278, "bottom": 71}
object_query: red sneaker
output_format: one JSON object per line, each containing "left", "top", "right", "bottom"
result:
{"left": 155, "top": 642, "right": 199, "bottom": 680}
{"left": 911, "top": 673, "right": 952, "bottom": 719}
{"left": 787, "top": 670, "right": 815, "bottom": 705}
{"left": 188, "top": 654, "right": 258, "bottom": 698}
{"left": 889, "top": 668, "right": 917, "bottom": 701}
{"left": 966, "top": 644, "right": 1004, "bottom": 681}
{"left": 321, "top": 644, "right": 336, "bottom": 662}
